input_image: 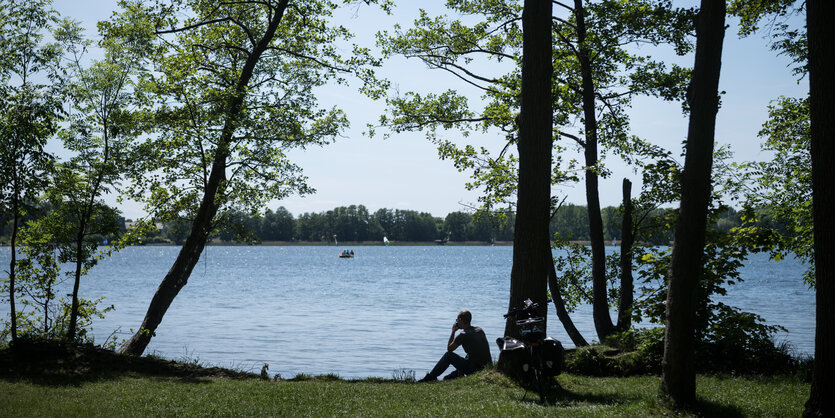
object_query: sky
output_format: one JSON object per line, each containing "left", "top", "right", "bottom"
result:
{"left": 51, "top": 0, "right": 808, "bottom": 220}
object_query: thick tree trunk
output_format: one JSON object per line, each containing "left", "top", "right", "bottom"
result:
{"left": 660, "top": 0, "right": 725, "bottom": 407}
{"left": 499, "top": 0, "right": 552, "bottom": 366}
{"left": 548, "top": 259, "right": 588, "bottom": 347}
{"left": 118, "top": 0, "right": 289, "bottom": 356}
{"left": 616, "top": 179, "right": 634, "bottom": 332}
{"left": 804, "top": 0, "right": 835, "bottom": 416}
{"left": 574, "top": 0, "right": 615, "bottom": 342}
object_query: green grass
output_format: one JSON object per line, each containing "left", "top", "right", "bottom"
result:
{"left": 0, "top": 371, "right": 809, "bottom": 417}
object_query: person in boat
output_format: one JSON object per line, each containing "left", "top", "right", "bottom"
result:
{"left": 418, "top": 310, "right": 492, "bottom": 382}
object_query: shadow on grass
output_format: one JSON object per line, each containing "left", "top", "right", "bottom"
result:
{"left": 0, "top": 340, "right": 258, "bottom": 387}
{"left": 532, "top": 378, "right": 743, "bottom": 417}
{"left": 688, "top": 399, "right": 746, "bottom": 418}
{"left": 536, "top": 380, "right": 642, "bottom": 407}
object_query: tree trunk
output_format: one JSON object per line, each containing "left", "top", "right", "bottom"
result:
{"left": 68, "top": 124, "right": 110, "bottom": 341}
{"left": 8, "top": 196, "right": 19, "bottom": 343}
{"left": 616, "top": 178, "right": 634, "bottom": 332}
{"left": 118, "top": 0, "right": 289, "bottom": 356}
{"left": 67, "top": 231, "right": 84, "bottom": 341}
{"left": 117, "top": 186, "right": 219, "bottom": 355}
{"left": 660, "top": 0, "right": 725, "bottom": 407}
{"left": 574, "top": 0, "right": 615, "bottom": 342}
{"left": 548, "top": 259, "right": 588, "bottom": 347}
{"left": 499, "top": 0, "right": 552, "bottom": 367}
{"left": 804, "top": 0, "right": 835, "bottom": 415}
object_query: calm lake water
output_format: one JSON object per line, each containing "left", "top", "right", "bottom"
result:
{"left": 0, "top": 245, "right": 815, "bottom": 378}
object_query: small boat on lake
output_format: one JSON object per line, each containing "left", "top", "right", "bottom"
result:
{"left": 339, "top": 249, "right": 354, "bottom": 258}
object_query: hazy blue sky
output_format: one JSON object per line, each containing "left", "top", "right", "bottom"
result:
{"left": 52, "top": 0, "right": 807, "bottom": 220}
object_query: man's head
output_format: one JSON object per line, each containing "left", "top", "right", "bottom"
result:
{"left": 457, "top": 310, "right": 472, "bottom": 327}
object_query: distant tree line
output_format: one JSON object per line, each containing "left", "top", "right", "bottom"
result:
{"left": 2, "top": 203, "right": 791, "bottom": 246}
{"left": 157, "top": 205, "right": 517, "bottom": 244}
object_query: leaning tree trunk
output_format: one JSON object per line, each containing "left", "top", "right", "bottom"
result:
{"left": 574, "top": 0, "right": 615, "bottom": 342}
{"left": 804, "top": 0, "right": 835, "bottom": 415}
{"left": 499, "top": 0, "right": 552, "bottom": 368}
{"left": 616, "top": 179, "right": 634, "bottom": 332}
{"left": 548, "top": 259, "right": 588, "bottom": 347}
{"left": 118, "top": 1, "right": 289, "bottom": 356}
{"left": 660, "top": 0, "right": 725, "bottom": 407}
{"left": 118, "top": 158, "right": 225, "bottom": 356}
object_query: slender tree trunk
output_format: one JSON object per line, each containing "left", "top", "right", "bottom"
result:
{"left": 574, "top": 0, "right": 615, "bottom": 342}
{"left": 8, "top": 196, "right": 19, "bottom": 342}
{"left": 660, "top": 0, "right": 725, "bottom": 407}
{"left": 68, "top": 124, "right": 109, "bottom": 341}
{"left": 42, "top": 279, "right": 52, "bottom": 335}
{"left": 548, "top": 259, "right": 588, "bottom": 347}
{"left": 616, "top": 179, "right": 634, "bottom": 332}
{"left": 500, "top": 0, "right": 552, "bottom": 360}
{"left": 67, "top": 227, "right": 86, "bottom": 341}
{"left": 118, "top": 0, "right": 289, "bottom": 356}
{"left": 804, "top": 0, "right": 835, "bottom": 415}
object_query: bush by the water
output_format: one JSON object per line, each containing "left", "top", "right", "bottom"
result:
{"left": 564, "top": 326, "right": 808, "bottom": 378}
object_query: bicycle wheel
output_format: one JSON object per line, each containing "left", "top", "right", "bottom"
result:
{"left": 534, "top": 368, "right": 550, "bottom": 405}
{"left": 531, "top": 347, "right": 549, "bottom": 404}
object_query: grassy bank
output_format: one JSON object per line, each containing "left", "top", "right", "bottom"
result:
{"left": 0, "top": 342, "right": 809, "bottom": 416}
{"left": 0, "top": 371, "right": 808, "bottom": 416}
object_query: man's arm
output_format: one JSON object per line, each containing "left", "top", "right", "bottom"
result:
{"left": 447, "top": 321, "right": 461, "bottom": 352}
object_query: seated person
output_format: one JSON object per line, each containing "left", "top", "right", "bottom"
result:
{"left": 419, "top": 310, "right": 492, "bottom": 382}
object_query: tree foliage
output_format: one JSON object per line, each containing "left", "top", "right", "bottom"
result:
{"left": 0, "top": 0, "right": 63, "bottom": 342}
{"left": 738, "top": 97, "right": 813, "bottom": 284}
{"left": 108, "top": 0, "right": 393, "bottom": 355}
{"left": 377, "top": 0, "right": 695, "bottom": 343}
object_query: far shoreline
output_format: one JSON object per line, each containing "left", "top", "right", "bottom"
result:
{"left": 0, "top": 240, "right": 614, "bottom": 247}
{"left": 202, "top": 240, "right": 519, "bottom": 246}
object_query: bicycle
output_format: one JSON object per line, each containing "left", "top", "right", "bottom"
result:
{"left": 497, "top": 298, "right": 564, "bottom": 404}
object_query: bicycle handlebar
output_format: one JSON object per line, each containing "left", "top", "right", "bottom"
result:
{"left": 503, "top": 299, "right": 552, "bottom": 319}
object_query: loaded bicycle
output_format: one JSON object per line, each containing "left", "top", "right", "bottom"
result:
{"left": 497, "top": 298, "right": 564, "bottom": 403}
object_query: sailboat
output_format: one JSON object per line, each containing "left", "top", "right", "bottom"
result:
{"left": 383, "top": 236, "right": 390, "bottom": 246}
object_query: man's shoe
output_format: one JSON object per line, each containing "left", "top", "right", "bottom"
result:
{"left": 417, "top": 374, "right": 437, "bottom": 383}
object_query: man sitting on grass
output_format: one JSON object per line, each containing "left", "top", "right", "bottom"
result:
{"left": 418, "top": 310, "right": 492, "bottom": 382}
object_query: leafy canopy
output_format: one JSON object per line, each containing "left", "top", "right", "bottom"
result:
{"left": 103, "top": 0, "right": 390, "bottom": 231}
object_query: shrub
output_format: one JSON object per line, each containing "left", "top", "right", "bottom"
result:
{"left": 696, "top": 305, "right": 794, "bottom": 374}
{"left": 601, "top": 327, "right": 665, "bottom": 375}
{"left": 565, "top": 346, "right": 613, "bottom": 376}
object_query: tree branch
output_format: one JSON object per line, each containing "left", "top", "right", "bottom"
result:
{"left": 552, "top": 15, "right": 576, "bottom": 30}
{"left": 559, "top": 130, "right": 586, "bottom": 148}
{"left": 552, "top": 1, "right": 575, "bottom": 14}
{"left": 268, "top": 46, "right": 351, "bottom": 73}
{"left": 156, "top": 17, "right": 233, "bottom": 35}
{"left": 423, "top": 54, "right": 501, "bottom": 84}
{"left": 417, "top": 56, "right": 495, "bottom": 92}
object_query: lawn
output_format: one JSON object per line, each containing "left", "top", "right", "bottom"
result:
{"left": 0, "top": 370, "right": 809, "bottom": 416}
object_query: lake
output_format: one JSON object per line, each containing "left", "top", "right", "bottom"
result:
{"left": 0, "top": 245, "right": 815, "bottom": 379}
